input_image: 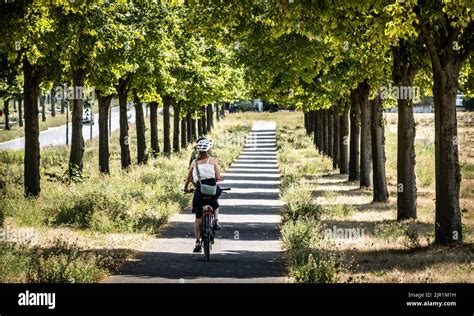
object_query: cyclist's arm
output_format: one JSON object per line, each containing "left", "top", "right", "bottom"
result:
{"left": 214, "top": 159, "right": 222, "bottom": 181}
{"left": 183, "top": 162, "right": 194, "bottom": 191}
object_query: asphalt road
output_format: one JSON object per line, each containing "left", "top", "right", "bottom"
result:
{"left": 105, "top": 121, "right": 287, "bottom": 283}
{"left": 0, "top": 106, "right": 137, "bottom": 150}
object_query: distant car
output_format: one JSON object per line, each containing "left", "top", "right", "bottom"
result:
{"left": 456, "top": 94, "right": 464, "bottom": 107}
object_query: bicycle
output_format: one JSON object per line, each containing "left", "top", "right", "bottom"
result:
{"left": 184, "top": 187, "right": 230, "bottom": 261}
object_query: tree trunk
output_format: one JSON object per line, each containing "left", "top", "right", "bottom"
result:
{"left": 192, "top": 116, "right": 197, "bottom": 141}
{"left": 97, "top": 91, "right": 113, "bottom": 174}
{"left": 393, "top": 43, "right": 418, "bottom": 220}
{"left": 207, "top": 104, "right": 213, "bottom": 131}
{"left": 308, "top": 111, "right": 314, "bottom": 136}
{"left": 60, "top": 96, "right": 65, "bottom": 114}
{"left": 50, "top": 88, "right": 56, "bottom": 117}
{"left": 221, "top": 103, "right": 226, "bottom": 117}
{"left": 181, "top": 112, "right": 187, "bottom": 148}
{"left": 216, "top": 103, "right": 220, "bottom": 122}
{"left": 69, "top": 68, "right": 86, "bottom": 175}
{"left": 433, "top": 67, "right": 462, "bottom": 244}
{"left": 23, "top": 59, "right": 42, "bottom": 196}
{"left": 197, "top": 118, "right": 203, "bottom": 137}
{"left": 40, "top": 95, "right": 46, "bottom": 122}
{"left": 13, "top": 99, "right": 16, "bottom": 112}
{"left": 304, "top": 112, "right": 309, "bottom": 134}
{"left": 349, "top": 88, "right": 361, "bottom": 181}
{"left": 339, "top": 104, "right": 349, "bottom": 174}
{"left": 149, "top": 101, "right": 159, "bottom": 156}
{"left": 312, "top": 111, "right": 317, "bottom": 149}
{"left": 323, "top": 110, "right": 329, "bottom": 155}
{"left": 371, "top": 94, "right": 389, "bottom": 202}
{"left": 417, "top": 21, "right": 464, "bottom": 245}
{"left": 201, "top": 106, "right": 207, "bottom": 135}
{"left": 314, "top": 110, "right": 323, "bottom": 153}
{"left": 173, "top": 102, "right": 180, "bottom": 152}
{"left": 328, "top": 108, "right": 334, "bottom": 159}
{"left": 162, "top": 95, "right": 172, "bottom": 154}
{"left": 359, "top": 80, "right": 372, "bottom": 188}
{"left": 18, "top": 97, "right": 23, "bottom": 127}
{"left": 134, "top": 90, "right": 147, "bottom": 164}
{"left": 116, "top": 76, "right": 131, "bottom": 169}
{"left": 4, "top": 99, "right": 10, "bottom": 130}
{"left": 186, "top": 110, "right": 192, "bottom": 143}
{"left": 333, "top": 102, "right": 340, "bottom": 169}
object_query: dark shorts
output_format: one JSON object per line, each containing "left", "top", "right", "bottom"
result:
{"left": 192, "top": 179, "right": 222, "bottom": 219}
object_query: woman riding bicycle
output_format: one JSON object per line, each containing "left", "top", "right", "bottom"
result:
{"left": 183, "top": 139, "right": 222, "bottom": 253}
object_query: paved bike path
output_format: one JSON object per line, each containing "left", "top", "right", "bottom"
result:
{"left": 105, "top": 121, "right": 287, "bottom": 283}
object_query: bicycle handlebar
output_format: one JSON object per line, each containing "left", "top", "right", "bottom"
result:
{"left": 182, "top": 187, "right": 231, "bottom": 193}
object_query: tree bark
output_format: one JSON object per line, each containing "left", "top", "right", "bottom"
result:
{"left": 18, "top": 97, "right": 23, "bottom": 127}
{"left": 371, "top": 94, "right": 389, "bottom": 202}
{"left": 192, "top": 116, "right": 197, "bottom": 141}
{"left": 323, "top": 110, "right": 329, "bottom": 156}
{"left": 359, "top": 80, "right": 372, "bottom": 188}
{"left": 23, "top": 59, "right": 43, "bottom": 196}
{"left": 415, "top": 13, "right": 465, "bottom": 245}
{"left": 173, "top": 102, "right": 180, "bottom": 152}
{"left": 181, "top": 112, "right": 187, "bottom": 148}
{"left": 50, "top": 88, "right": 56, "bottom": 117}
{"left": 40, "top": 95, "right": 46, "bottom": 122}
{"left": 216, "top": 103, "right": 220, "bottom": 122}
{"left": 221, "top": 103, "right": 226, "bottom": 117}
{"left": 97, "top": 90, "right": 113, "bottom": 174}
{"left": 197, "top": 118, "right": 203, "bottom": 137}
{"left": 69, "top": 68, "right": 86, "bottom": 175}
{"left": 433, "top": 67, "right": 462, "bottom": 244}
{"left": 393, "top": 43, "right": 418, "bottom": 220}
{"left": 201, "top": 106, "right": 207, "bottom": 135}
{"left": 116, "top": 76, "right": 131, "bottom": 169}
{"left": 312, "top": 111, "right": 317, "bottom": 149}
{"left": 60, "top": 96, "right": 65, "bottom": 114}
{"left": 4, "top": 99, "right": 10, "bottom": 130}
{"left": 328, "top": 108, "right": 334, "bottom": 159}
{"left": 206, "top": 104, "right": 213, "bottom": 133}
{"left": 349, "top": 88, "right": 361, "bottom": 181}
{"left": 162, "top": 95, "right": 172, "bottom": 154}
{"left": 333, "top": 102, "right": 340, "bottom": 169}
{"left": 304, "top": 112, "right": 309, "bottom": 134}
{"left": 186, "top": 109, "right": 192, "bottom": 143}
{"left": 317, "top": 110, "right": 323, "bottom": 153}
{"left": 339, "top": 103, "right": 349, "bottom": 174}
{"left": 149, "top": 101, "right": 159, "bottom": 156}
{"left": 134, "top": 90, "right": 147, "bottom": 164}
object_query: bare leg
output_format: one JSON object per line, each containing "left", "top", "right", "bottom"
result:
{"left": 214, "top": 207, "right": 219, "bottom": 221}
{"left": 194, "top": 218, "right": 202, "bottom": 241}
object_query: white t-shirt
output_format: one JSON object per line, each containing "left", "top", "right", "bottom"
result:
{"left": 192, "top": 158, "right": 216, "bottom": 182}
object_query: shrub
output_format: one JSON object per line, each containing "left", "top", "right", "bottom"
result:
{"left": 282, "top": 185, "right": 324, "bottom": 222}
{"left": 27, "top": 239, "right": 106, "bottom": 283}
{"left": 289, "top": 251, "right": 339, "bottom": 283}
{"left": 281, "top": 217, "right": 320, "bottom": 250}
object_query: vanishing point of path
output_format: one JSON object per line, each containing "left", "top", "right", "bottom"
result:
{"left": 106, "top": 121, "right": 287, "bottom": 283}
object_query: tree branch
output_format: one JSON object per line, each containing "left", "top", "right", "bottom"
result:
{"left": 414, "top": 4, "right": 443, "bottom": 74}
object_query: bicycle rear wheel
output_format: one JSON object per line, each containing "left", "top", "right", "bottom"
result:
{"left": 203, "top": 216, "right": 211, "bottom": 261}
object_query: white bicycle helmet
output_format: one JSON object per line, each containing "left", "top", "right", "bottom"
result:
{"left": 196, "top": 139, "right": 213, "bottom": 152}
